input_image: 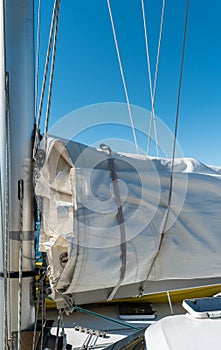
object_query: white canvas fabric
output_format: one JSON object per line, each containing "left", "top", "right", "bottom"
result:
{"left": 35, "top": 136, "right": 221, "bottom": 299}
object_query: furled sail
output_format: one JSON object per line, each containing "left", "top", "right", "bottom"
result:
{"left": 35, "top": 136, "right": 221, "bottom": 304}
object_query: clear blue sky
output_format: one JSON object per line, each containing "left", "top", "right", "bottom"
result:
{"left": 37, "top": 0, "right": 221, "bottom": 165}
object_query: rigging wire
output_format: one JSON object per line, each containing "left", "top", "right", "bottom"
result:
{"left": 44, "top": 0, "right": 61, "bottom": 135}
{"left": 139, "top": 0, "right": 190, "bottom": 296}
{"left": 150, "top": 0, "right": 166, "bottom": 156}
{"left": 141, "top": 0, "right": 166, "bottom": 156}
{"left": 35, "top": 0, "right": 41, "bottom": 122}
{"left": 107, "top": 0, "right": 139, "bottom": 154}
{"left": 33, "top": 0, "right": 58, "bottom": 158}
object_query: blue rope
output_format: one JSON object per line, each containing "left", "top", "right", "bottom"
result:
{"left": 75, "top": 306, "right": 141, "bottom": 331}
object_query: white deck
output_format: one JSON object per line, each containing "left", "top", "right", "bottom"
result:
{"left": 44, "top": 302, "right": 185, "bottom": 349}
{"left": 145, "top": 313, "right": 221, "bottom": 350}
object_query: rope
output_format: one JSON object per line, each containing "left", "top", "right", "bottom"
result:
{"left": 141, "top": 0, "right": 166, "bottom": 156}
{"left": 141, "top": 0, "right": 154, "bottom": 153}
{"left": 0, "top": 170, "right": 8, "bottom": 350}
{"left": 160, "top": 0, "right": 189, "bottom": 237}
{"left": 0, "top": 8, "right": 7, "bottom": 339}
{"left": 32, "top": 258, "right": 47, "bottom": 350}
{"left": 4, "top": 74, "right": 10, "bottom": 349}
{"left": 167, "top": 291, "right": 174, "bottom": 315}
{"left": 33, "top": 0, "right": 58, "bottom": 158}
{"left": 40, "top": 253, "right": 47, "bottom": 350}
{"left": 17, "top": 180, "right": 24, "bottom": 350}
{"left": 0, "top": 73, "right": 10, "bottom": 350}
{"left": 107, "top": 0, "right": 139, "bottom": 154}
{"left": 75, "top": 306, "right": 140, "bottom": 331}
{"left": 31, "top": 292, "right": 40, "bottom": 350}
{"left": 40, "top": 278, "right": 44, "bottom": 350}
{"left": 54, "top": 309, "right": 66, "bottom": 350}
{"left": 44, "top": 0, "right": 61, "bottom": 134}
{"left": 151, "top": 0, "right": 166, "bottom": 156}
{"left": 139, "top": 0, "right": 190, "bottom": 296}
{"left": 54, "top": 311, "right": 61, "bottom": 350}
{"left": 60, "top": 309, "right": 67, "bottom": 350}
{"left": 35, "top": 0, "right": 41, "bottom": 122}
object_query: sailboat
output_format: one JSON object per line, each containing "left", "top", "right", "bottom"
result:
{"left": 1, "top": 0, "right": 221, "bottom": 349}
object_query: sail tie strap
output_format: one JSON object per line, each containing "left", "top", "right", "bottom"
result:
{"left": 139, "top": 0, "right": 190, "bottom": 296}
{"left": 100, "top": 144, "right": 127, "bottom": 301}
{"left": 107, "top": 0, "right": 139, "bottom": 154}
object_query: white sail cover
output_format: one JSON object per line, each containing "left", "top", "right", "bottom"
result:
{"left": 35, "top": 136, "right": 221, "bottom": 302}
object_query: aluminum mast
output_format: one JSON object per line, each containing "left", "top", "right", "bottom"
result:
{"left": 1, "top": 0, "right": 35, "bottom": 344}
